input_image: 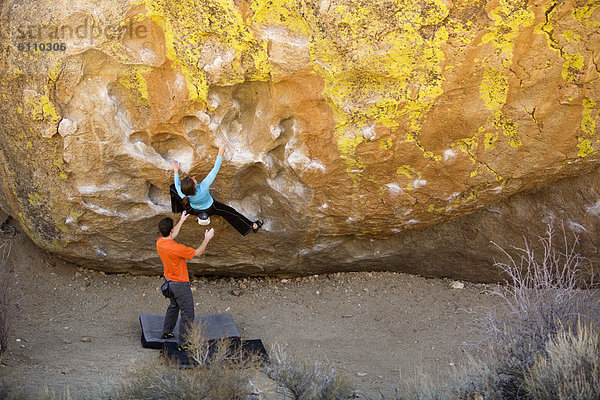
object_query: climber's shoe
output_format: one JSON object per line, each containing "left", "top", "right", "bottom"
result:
{"left": 197, "top": 211, "right": 211, "bottom": 226}
{"left": 177, "top": 344, "right": 192, "bottom": 353}
{"left": 253, "top": 219, "right": 263, "bottom": 233}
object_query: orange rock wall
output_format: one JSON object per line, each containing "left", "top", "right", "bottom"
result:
{"left": 0, "top": 0, "right": 599, "bottom": 279}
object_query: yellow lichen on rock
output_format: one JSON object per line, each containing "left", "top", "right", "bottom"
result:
{"left": 119, "top": 65, "right": 151, "bottom": 106}
{"left": 578, "top": 98, "right": 599, "bottom": 158}
{"left": 446, "top": 0, "right": 535, "bottom": 182}
{"left": 535, "top": 2, "right": 588, "bottom": 84}
{"left": 481, "top": 0, "right": 535, "bottom": 65}
{"left": 561, "top": 53, "right": 585, "bottom": 83}
{"left": 138, "top": 0, "right": 272, "bottom": 102}
{"left": 23, "top": 91, "right": 60, "bottom": 125}
{"left": 305, "top": 0, "right": 451, "bottom": 175}
{"left": 476, "top": 0, "right": 533, "bottom": 152}
{"left": 561, "top": 29, "right": 581, "bottom": 42}
{"left": 480, "top": 68, "right": 508, "bottom": 112}
{"left": 582, "top": 98, "right": 597, "bottom": 136}
{"left": 28, "top": 193, "right": 43, "bottom": 207}
{"left": 573, "top": 0, "right": 600, "bottom": 27}
{"left": 250, "top": 0, "right": 312, "bottom": 35}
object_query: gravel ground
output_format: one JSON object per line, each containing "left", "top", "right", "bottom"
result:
{"left": 0, "top": 229, "right": 502, "bottom": 399}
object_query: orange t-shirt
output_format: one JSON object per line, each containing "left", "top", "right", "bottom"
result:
{"left": 156, "top": 237, "right": 196, "bottom": 282}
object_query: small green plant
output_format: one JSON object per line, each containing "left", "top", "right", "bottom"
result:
{"left": 267, "top": 343, "right": 356, "bottom": 400}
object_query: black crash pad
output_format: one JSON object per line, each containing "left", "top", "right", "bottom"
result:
{"left": 140, "top": 313, "right": 240, "bottom": 349}
{"left": 161, "top": 338, "right": 269, "bottom": 368}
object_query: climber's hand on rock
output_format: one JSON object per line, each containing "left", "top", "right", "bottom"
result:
{"left": 218, "top": 142, "right": 227, "bottom": 156}
{"left": 171, "top": 161, "right": 179, "bottom": 173}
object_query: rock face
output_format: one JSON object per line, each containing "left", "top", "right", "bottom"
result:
{"left": 0, "top": 0, "right": 599, "bottom": 281}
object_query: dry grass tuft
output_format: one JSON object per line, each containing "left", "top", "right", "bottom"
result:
{"left": 0, "top": 241, "right": 19, "bottom": 358}
{"left": 384, "top": 222, "right": 600, "bottom": 400}
{"left": 524, "top": 321, "right": 600, "bottom": 400}
{"left": 99, "top": 322, "right": 261, "bottom": 399}
{"left": 266, "top": 343, "right": 356, "bottom": 400}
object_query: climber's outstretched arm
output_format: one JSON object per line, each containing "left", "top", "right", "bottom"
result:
{"left": 171, "top": 161, "right": 184, "bottom": 198}
{"left": 201, "top": 143, "right": 226, "bottom": 188}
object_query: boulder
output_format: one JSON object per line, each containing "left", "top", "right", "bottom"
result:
{"left": 0, "top": 0, "right": 599, "bottom": 281}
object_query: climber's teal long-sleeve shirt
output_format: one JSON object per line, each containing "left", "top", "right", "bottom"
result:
{"left": 174, "top": 155, "right": 222, "bottom": 210}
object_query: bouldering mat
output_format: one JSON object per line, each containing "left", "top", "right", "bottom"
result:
{"left": 161, "top": 338, "right": 269, "bottom": 368}
{"left": 140, "top": 313, "right": 240, "bottom": 349}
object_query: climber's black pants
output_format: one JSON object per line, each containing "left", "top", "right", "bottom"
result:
{"left": 187, "top": 200, "right": 254, "bottom": 236}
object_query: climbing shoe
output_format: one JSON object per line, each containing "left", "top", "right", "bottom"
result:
{"left": 253, "top": 219, "right": 264, "bottom": 233}
{"left": 197, "top": 211, "right": 211, "bottom": 226}
{"left": 177, "top": 344, "right": 192, "bottom": 353}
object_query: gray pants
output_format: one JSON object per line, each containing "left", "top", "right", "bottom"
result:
{"left": 162, "top": 281, "right": 195, "bottom": 343}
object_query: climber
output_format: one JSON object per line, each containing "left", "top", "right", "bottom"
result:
{"left": 157, "top": 212, "right": 214, "bottom": 343}
{"left": 171, "top": 142, "right": 263, "bottom": 236}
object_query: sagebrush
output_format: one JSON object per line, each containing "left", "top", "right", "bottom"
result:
{"left": 387, "top": 222, "right": 600, "bottom": 400}
{"left": 99, "top": 323, "right": 259, "bottom": 400}
{"left": 475, "top": 223, "right": 600, "bottom": 398}
{"left": 524, "top": 321, "right": 600, "bottom": 400}
{"left": 267, "top": 343, "right": 356, "bottom": 400}
{"left": 99, "top": 322, "right": 356, "bottom": 400}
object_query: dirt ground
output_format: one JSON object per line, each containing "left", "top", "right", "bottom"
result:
{"left": 0, "top": 227, "right": 503, "bottom": 399}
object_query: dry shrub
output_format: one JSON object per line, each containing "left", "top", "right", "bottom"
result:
{"left": 266, "top": 344, "right": 356, "bottom": 400}
{"left": 98, "top": 356, "right": 252, "bottom": 400}
{"left": 366, "top": 358, "right": 504, "bottom": 400}
{"left": 474, "top": 223, "right": 600, "bottom": 398}
{"left": 524, "top": 321, "right": 600, "bottom": 400}
{"left": 43, "top": 387, "right": 72, "bottom": 400}
{"left": 98, "top": 321, "right": 355, "bottom": 399}
{"left": 370, "top": 377, "right": 448, "bottom": 400}
{"left": 0, "top": 373, "right": 27, "bottom": 400}
{"left": 386, "top": 222, "right": 600, "bottom": 400}
{"left": 99, "top": 323, "right": 260, "bottom": 400}
{"left": 0, "top": 242, "right": 18, "bottom": 358}
{"left": 184, "top": 324, "right": 262, "bottom": 371}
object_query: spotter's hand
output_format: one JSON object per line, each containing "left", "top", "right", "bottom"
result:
{"left": 205, "top": 228, "right": 215, "bottom": 241}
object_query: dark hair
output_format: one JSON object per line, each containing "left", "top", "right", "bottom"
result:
{"left": 181, "top": 177, "right": 196, "bottom": 196}
{"left": 182, "top": 197, "right": 190, "bottom": 210}
{"left": 158, "top": 217, "right": 174, "bottom": 237}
